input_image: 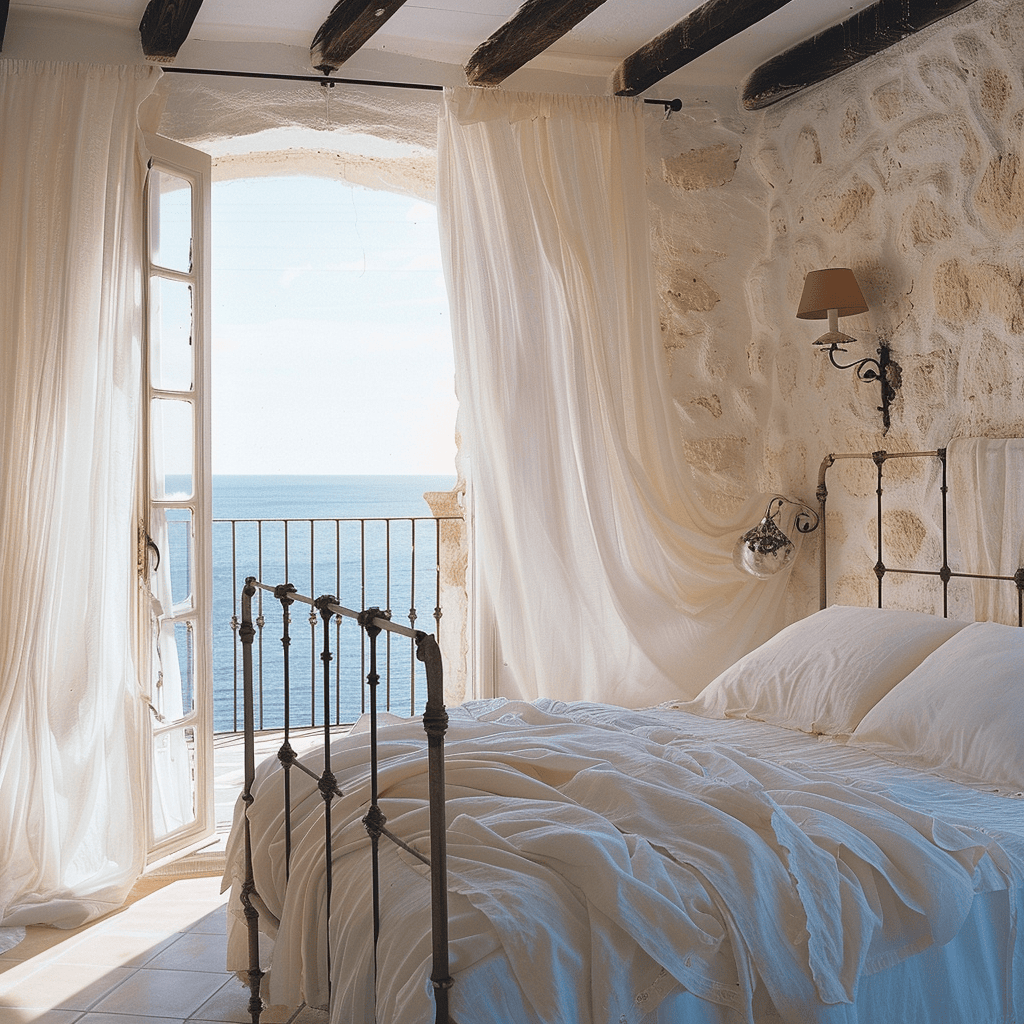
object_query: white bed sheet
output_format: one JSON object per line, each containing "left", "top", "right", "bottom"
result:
{"left": 224, "top": 699, "right": 1024, "bottom": 1024}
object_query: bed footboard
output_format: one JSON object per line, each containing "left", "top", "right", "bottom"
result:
{"left": 237, "top": 578, "right": 452, "bottom": 1024}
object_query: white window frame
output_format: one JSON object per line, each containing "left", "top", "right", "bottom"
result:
{"left": 140, "top": 132, "right": 214, "bottom": 866}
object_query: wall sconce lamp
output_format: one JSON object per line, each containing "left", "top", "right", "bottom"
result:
{"left": 796, "top": 268, "right": 900, "bottom": 433}
{"left": 733, "top": 496, "right": 820, "bottom": 579}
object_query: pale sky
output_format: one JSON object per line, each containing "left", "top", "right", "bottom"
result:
{"left": 210, "top": 176, "right": 458, "bottom": 475}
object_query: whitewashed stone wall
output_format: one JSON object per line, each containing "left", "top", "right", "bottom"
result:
{"left": 648, "top": 0, "right": 1024, "bottom": 623}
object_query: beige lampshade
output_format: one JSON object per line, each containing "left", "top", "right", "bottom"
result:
{"left": 796, "top": 268, "right": 868, "bottom": 320}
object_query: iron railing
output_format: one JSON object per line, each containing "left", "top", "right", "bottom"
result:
{"left": 212, "top": 516, "right": 459, "bottom": 733}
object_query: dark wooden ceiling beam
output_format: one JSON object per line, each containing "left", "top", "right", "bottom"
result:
{"left": 139, "top": 0, "right": 205, "bottom": 63}
{"left": 612, "top": 0, "right": 798, "bottom": 97}
{"left": 465, "top": 0, "right": 611, "bottom": 87}
{"left": 742, "top": 0, "right": 982, "bottom": 110}
{"left": 311, "top": 0, "right": 412, "bottom": 74}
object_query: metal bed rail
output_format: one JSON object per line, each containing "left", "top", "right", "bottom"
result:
{"left": 817, "top": 447, "right": 1024, "bottom": 624}
{"left": 237, "top": 577, "right": 452, "bottom": 1024}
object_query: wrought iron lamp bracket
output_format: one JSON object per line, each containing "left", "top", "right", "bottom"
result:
{"left": 761, "top": 495, "right": 820, "bottom": 535}
{"left": 821, "top": 339, "right": 899, "bottom": 434}
{"left": 791, "top": 501, "right": 821, "bottom": 535}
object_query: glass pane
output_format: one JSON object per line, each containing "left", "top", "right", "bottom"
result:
{"left": 150, "top": 617, "right": 194, "bottom": 725}
{"left": 150, "top": 278, "right": 193, "bottom": 392}
{"left": 165, "top": 508, "right": 195, "bottom": 608}
{"left": 151, "top": 169, "right": 193, "bottom": 274}
{"left": 151, "top": 725, "right": 196, "bottom": 840}
{"left": 151, "top": 397, "right": 193, "bottom": 500}
{"left": 175, "top": 621, "right": 196, "bottom": 718}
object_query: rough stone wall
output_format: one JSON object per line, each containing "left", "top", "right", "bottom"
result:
{"left": 648, "top": 0, "right": 1024, "bottom": 623}
{"left": 647, "top": 103, "right": 772, "bottom": 517}
{"left": 423, "top": 489, "right": 468, "bottom": 706}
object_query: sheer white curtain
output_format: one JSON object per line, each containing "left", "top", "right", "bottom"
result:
{"left": 0, "top": 60, "right": 159, "bottom": 926}
{"left": 949, "top": 437, "right": 1024, "bottom": 625}
{"left": 438, "top": 89, "right": 790, "bottom": 706}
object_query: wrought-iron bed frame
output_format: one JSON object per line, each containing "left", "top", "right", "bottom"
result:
{"left": 237, "top": 577, "right": 453, "bottom": 1024}
{"left": 233, "top": 446, "right": 1024, "bottom": 1024}
{"left": 817, "top": 447, "right": 1024, "bottom": 623}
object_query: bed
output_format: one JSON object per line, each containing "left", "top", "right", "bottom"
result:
{"left": 223, "top": 446, "right": 1024, "bottom": 1024}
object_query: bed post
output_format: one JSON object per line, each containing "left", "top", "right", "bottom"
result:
{"left": 937, "top": 448, "right": 950, "bottom": 618}
{"left": 239, "top": 578, "right": 265, "bottom": 1024}
{"left": 274, "top": 584, "right": 298, "bottom": 880}
{"left": 872, "top": 450, "right": 887, "bottom": 607}
{"left": 315, "top": 595, "right": 341, "bottom": 1001}
{"left": 357, "top": 608, "right": 387, "bottom": 959}
{"left": 817, "top": 455, "right": 835, "bottom": 609}
{"left": 417, "top": 632, "right": 453, "bottom": 1023}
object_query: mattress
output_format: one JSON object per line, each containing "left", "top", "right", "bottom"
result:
{"left": 224, "top": 697, "right": 1024, "bottom": 1024}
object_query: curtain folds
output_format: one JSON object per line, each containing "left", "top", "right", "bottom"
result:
{"left": 948, "top": 437, "right": 1024, "bottom": 625}
{"left": 0, "top": 60, "right": 159, "bottom": 926}
{"left": 438, "top": 88, "right": 790, "bottom": 706}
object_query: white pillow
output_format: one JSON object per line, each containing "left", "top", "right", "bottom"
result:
{"left": 851, "top": 621, "right": 1024, "bottom": 792}
{"left": 685, "top": 605, "right": 968, "bottom": 736}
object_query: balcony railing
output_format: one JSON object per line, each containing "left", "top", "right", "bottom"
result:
{"left": 212, "top": 515, "right": 461, "bottom": 733}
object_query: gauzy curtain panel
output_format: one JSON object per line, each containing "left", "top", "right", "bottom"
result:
{"left": 949, "top": 437, "right": 1024, "bottom": 625}
{"left": 438, "top": 89, "right": 790, "bottom": 706}
{"left": 0, "top": 60, "right": 158, "bottom": 927}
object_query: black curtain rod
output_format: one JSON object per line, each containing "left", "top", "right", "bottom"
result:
{"left": 159, "top": 65, "right": 683, "bottom": 112}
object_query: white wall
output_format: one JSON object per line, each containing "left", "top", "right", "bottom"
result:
{"left": 3, "top": 6, "right": 144, "bottom": 63}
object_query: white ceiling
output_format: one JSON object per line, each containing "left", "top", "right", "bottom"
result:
{"left": 12, "top": 0, "right": 881, "bottom": 94}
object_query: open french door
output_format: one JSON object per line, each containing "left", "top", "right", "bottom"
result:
{"left": 138, "top": 133, "right": 214, "bottom": 866}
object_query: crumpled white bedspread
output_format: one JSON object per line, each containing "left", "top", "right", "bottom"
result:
{"left": 224, "top": 699, "right": 1017, "bottom": 1024}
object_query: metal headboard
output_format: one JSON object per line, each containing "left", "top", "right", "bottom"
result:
{"left": 817, "top": 447, "right": 1024, "bottom": 624}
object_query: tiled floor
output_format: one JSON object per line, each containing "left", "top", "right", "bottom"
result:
{"left": 0, "top": 874, "right": 325, "bottom": 1024}
{"left": 0, "top": 732, "right": 330, "bottom": 1024}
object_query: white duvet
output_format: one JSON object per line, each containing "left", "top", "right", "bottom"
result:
{"left": 224, "top": 700, "right": 1021, "bottom": 1024}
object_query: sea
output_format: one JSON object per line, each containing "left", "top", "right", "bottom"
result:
{"left": 200, "top": 475, "right": 455, "bottom": 732}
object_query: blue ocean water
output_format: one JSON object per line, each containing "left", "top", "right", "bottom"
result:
{"left": 207, "top": 475, "right": 456, "bottom": 732}
{"left": 212, "top": 475, "right": 455, "bottom": 521}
